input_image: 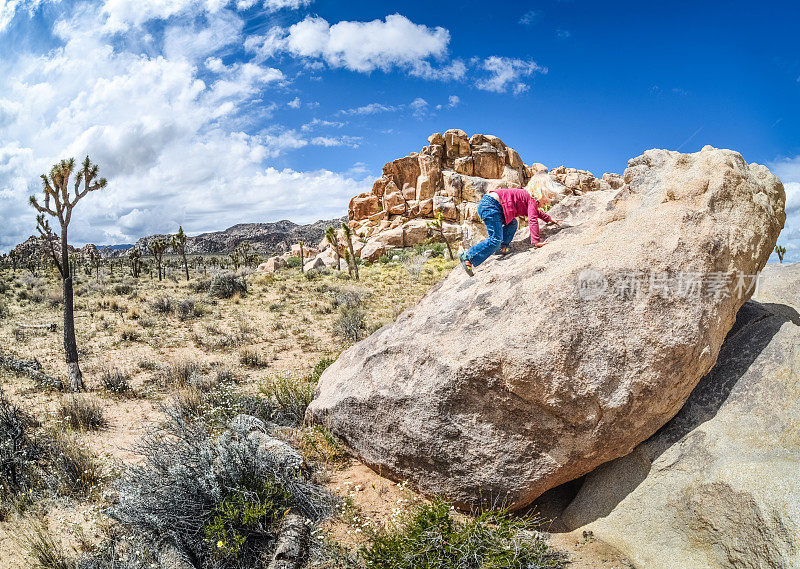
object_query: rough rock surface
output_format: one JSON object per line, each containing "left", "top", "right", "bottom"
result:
{"left": 308, "top": 146, "right": 785, "bottom": 510}
{"left": 560, "top": 262, "right": 800, "bottom": 569}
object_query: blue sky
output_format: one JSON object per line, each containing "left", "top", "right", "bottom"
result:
{"left": 1, "top": 0, "right": 798, "bottom": 260}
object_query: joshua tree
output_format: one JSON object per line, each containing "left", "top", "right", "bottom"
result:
{"left": 341, "top": 222, "right": 359, "bottom": 280}
{"left": 128, "top": 249, "right": 142, "bottom": 278}
{"left": 298, "top": 240, "right": 305, "bottom": 273}
{"left": 325, "top": 226, "right": 341, "bottom": 271}
{"left": 89, "top": 247, "right": 102, "bottom": 281}
{"left": 148, "top": 239, "right": 168, "bottom": 281}
{"left": 172, "top": 226, "right": 190, "bottom": 281}
{"left": 426, "top": 212, "right": 454, "bottom": 260}
{"left": 775, "top": 245, "right": 786, "bottom": 263}
{"left": 29, "top": 156, "right": 108, "bottom": 392}
{"left": 9, "top": 250, "right": 17, "bottom": 272}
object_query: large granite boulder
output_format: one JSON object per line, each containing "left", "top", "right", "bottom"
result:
{"left": 560, "top": 262, "right": 800, "bottom": 569}
{"left": 307, "top": 146, "right": 786, "bottom": 510}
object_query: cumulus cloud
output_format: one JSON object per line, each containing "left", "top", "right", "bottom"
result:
{"left": 0, "top": 2, "right": 369, "bottom": 250}
{"left": 475, "top": 56, "right": 547, "bottom": 94}
{"left": 245, "top": 14, "right": 461, "bottom": 79}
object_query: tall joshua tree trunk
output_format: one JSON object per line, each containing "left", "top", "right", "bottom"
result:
{"left": 60, "top": 225, "right": 82, "bottom": 390}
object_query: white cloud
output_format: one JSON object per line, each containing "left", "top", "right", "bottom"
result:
{"left": 0, "top": 0, "right": 56, "bottom": 32}
{"left": 287, "top": 96, "right": 301, "bottom": 108}
{"left": 448, "top": 95, "right": 459, "bottom": 107}
{"left": 301, "top": 118, "right": 345, "bottom": 131}
{"left": 768, "top": 156, "right": 800, "bottom": 263}
{"left": 556, "top": 28, "right": 571, "bottom": 39}
{"left": 409, "top": 97, "right": 428, "bottom": 118}
{"left": 337, "top": 102, "right": 398, "bottom": 116}
{"left": 237, "top": 0, "right": 312, "bottom": 11}
{"left": 244, "top": 14, "right": 459, "bottom": 79}
{"left": 310, "top": 135, "right": 360, "bottom": 148}
{"left": 519, "top": 10, "right": 540, "bottom": 25}
{"left": 475, "top": 56, "right": 547, "bottom": 94}
{"left": 0, "top": 2, "right": 369, "bottom": 250}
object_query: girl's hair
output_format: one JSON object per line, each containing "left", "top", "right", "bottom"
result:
{"left": 526, "top": 173, "right": 560, "bottom": 205}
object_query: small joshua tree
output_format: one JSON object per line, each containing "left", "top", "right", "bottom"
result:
{"left": 298, "top": 241, "right": 305, "bottom": 273}
{"left": 426, "top": 211, "right": 454, "bottom": 260}
{"left": 775, "top": 245, "right": 786, "bottom": 263}
{"left": 341, "top": 222, "right": 359, "bottom": 280}
{"left": 29, "top": 156, "right": 108, "bottom": 392}
{"left": 88, "top": 247, "right": 102, "bottom": 281}
{"left": 128, "top": 249, "right": 142, "bottom": 278}
{"left": 325, "top": 226, "right": 341, "bottom": 271}
{"left": 9, "top": 250, "right": 17, "bottom": 272}
{"left": 172, "top": 226, "right": 190, "bottom": 281}
{"left": 148, "top": 239, "right": 168, "bottom": 281}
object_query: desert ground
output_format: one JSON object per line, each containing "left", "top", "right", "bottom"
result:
{"left": 0, "top": 250, "right": 631, "bottom": 568}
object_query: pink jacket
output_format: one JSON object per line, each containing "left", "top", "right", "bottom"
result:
{"left": 492, "top": 188, "right": 552, "bottom": 243}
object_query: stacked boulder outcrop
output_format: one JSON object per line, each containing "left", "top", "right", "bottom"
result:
{"left": 306, "top": 129, "right": 621, "bottom": 266}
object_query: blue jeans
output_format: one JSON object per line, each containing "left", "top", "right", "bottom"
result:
{"left": 465, "top": 195, "right": 518, "bottom": 266}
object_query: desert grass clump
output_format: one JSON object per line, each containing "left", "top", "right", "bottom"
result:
{"left": 0, "top": 297, "right": 9, "bottom": 320}
{"left": 48, "top": 432, "right": 105, "bottom": 497}
{"left": 361, "top": 500, "right": 561, "bottom": 569}
{"left": 209, "top": 271, "right": 247, "bottom": 299}
{"left": 239, "top": 346, "right": 271, "bottom": 368}
{"left": 294, "top": 425, "right": 349, "bottom": 468}
{"left": 20, "top": 521, "right": 77, "bottom": 569}
{"left": 110, "top": 406, "right": 332, "bottom": 568}
{"left": 150, "top": 295, "right": 173, "bottom": 314}
{"left": 58, "top": 397, "right": 108, "bottom": 431}
{"left": 333, "top": 301, "right": 366, "bottom": 342}
{"left": 113, "top": 282, "right": 135, "bottom": 295}
{"left": 101, "top": 368, "right": 132, "bottom": 396}
{"left": 162, "top": 359, "right": 204, "bottom": 388}
{"left": 175, "top": 298, "right": 204, "bottom": 320}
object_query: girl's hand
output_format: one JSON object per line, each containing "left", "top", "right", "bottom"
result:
{"left": 548, "top": 218, "right": 564, "bottom": 225}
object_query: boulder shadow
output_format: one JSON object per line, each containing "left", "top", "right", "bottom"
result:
{"left": 525, "top": 299, "right": 800, "bottom": 530}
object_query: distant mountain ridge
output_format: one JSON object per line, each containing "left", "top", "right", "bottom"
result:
{"left": 122, "top": 218, "right": 346, "bottom": 257}
{"left": 11, "top": 218, "right": 346, "bottom": 261}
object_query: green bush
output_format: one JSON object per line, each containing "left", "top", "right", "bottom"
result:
{"left": 286, "top": 256, "right": 302, "bottom": 268}
{"left": 261, "top": 374, "right": 314, "bottom": 426}
{"left": 361, "top": 500, "right": 561, "bottom": 569}
{"left": 203, "top": 477, "right": 293, "bottom": 558}
{"left": 308, "top": 357, "right": 335, "bottom": 384}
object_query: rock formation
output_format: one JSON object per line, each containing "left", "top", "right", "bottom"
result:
{"left": 307, "top": 145, "right": 786, "bottom": 510}
{"left": 559, "top": 262, "right": 800, "bottom": 569}
{"left": 325, "top": 130, "right": 616, "bottom": 265}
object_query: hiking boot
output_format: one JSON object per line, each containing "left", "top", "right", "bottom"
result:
{"left": 459, "top": 252, "right": 474, "bottom": 276}
{"left": 498, "top": 245, "right": 510, "bottom": 256}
